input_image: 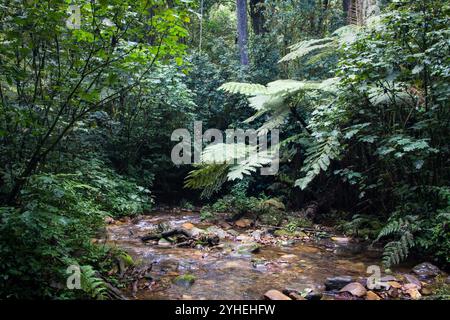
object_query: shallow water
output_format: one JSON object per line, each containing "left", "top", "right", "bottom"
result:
{"left": 106, "top": 211, "right": 384, "bottom": 300}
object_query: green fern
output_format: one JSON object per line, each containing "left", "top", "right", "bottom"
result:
{"left": 278, "top": 25, "right": 358, "bottom": 63}
{"left": 382, "top": 231, "right": 415, "bottom": 267}
{"left": 80, "top": 265, "right": 108, "bottom": 300}
{"left": 375, "top": 215, "right": 421, "bottom": 267}
{"left": 295, "top": 131, "right": 342, "bottom": 190}
{"left": 185, "top": 143, "right": 276, "bottom": 198}
{"left": 185, "top": 163, "right": 230, "bottom": 199}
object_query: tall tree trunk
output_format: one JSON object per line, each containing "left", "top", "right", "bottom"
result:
{"left": 249, "top": 0, "right": 266, "bottom": 35}
{"left": 343, "top": 0, "right": 351, "bottom": 23}
{"left": 236, "top": 0, "right": 249, "bottom": 66}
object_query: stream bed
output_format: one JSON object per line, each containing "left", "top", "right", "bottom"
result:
{"left": 106, "top": 211, "right": 396, "bottom": 300}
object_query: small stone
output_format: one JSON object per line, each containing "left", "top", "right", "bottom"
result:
{"left": 412, "top": 262, "right": 441, "bottom": 279}
{"left": 387, "top": 281, "right": 402, "bottom": 289}
{"left": 206, "top": 226, "right": 229, "bottom": 239}
{"left": 403, "top": 283, "right": 419, "bottom": 290}
{"left": 235, "top": 243, "right": 261, "bottom": 255}
{"left": 331, "top": 237, "right": 351, "bottom": 244}
{"left": 380, "top": 275, "right": 397, "bottom": 282}
{"left": 405, "top": 288, "right": 421, "bottom": 300}
{"left": 251, "top": 230, "right": 265, "bottom": 240}
{"left": 264, "top": 290, "right": 292, "bottom": 300}
{"left": 366, "top": 291, "right": 381, "bottom": 300}
{"left": 287, "top": 292, "right": 306, "bottom": 300}
{"left": 325, "top": 276, "right": 353, "bottom": 291}
{"left": 182, "top": 222, "right": 194, "bottom": 230}
{"left": 235, "top": 219, "right": 252, "bottom": 228}
{"left": 280, "top": 254, "right": 298, "bottom": 260}
{"left": 403, "top": 274, "right": 422, "bottom": 289}
{"left": 305, "top": 290, "right": 323, "bottom": 300}
{"left": 236, "top": 235, "right": 252, "bottom": 242}
{"left": 104, "top": 216, "right": 115, "bottom": 224}
{"left": 339, "top": 282, "right": 367, "bottom": 297}
{"left": 420, "top": 287, "right": 433, "bottom": 296}
{"left": 388, "top": 288, "right": 399, "bottom": 298}
{"left": 158, "top": 238, "right": 172, "bottom": 247}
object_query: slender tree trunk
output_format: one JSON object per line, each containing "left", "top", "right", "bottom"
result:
{"left": 343, "top": 0, "right": 351, "bottom": 23}
{"left": 249, "top": 0, "right": 266, "bottom": 35}
{"left": 236, "top": 0, "right": 249, "bottom": 65}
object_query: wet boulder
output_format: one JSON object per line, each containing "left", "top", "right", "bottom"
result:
{"left": 173, "top": 274, "right": 196, "bottom": 288}
{"left": 339, "top": 282, "right": 367, "bottom": 297}
{"left": 235, "top": 243, "right": 261, "bottom": 255}
{"left": 412, "top": 262, "right": 442, "bottom": 279}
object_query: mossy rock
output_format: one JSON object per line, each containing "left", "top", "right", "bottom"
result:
{"left": 174, "top": 274, "right": 196, "bottom": 287}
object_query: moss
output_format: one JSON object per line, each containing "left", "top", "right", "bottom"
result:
{"left": 174, "top": 274, "right": 196, "bottom": 287}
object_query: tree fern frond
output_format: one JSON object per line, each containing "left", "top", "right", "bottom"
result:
{"left": 218, "top": 82, "right": 267, "bottom": 95}
{"left": 279, "top": 38, "right": 334, "bottom": 63}
{"left": 227, "top": 150, "right": 275, "bottom": 181}
{"left": 185, "top": 163, "right": 230, "bottom": 199}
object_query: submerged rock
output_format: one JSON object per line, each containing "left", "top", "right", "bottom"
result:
{"left": 412, "top": 262, "right": 442, "bottom": 279}
{"left": 264, "top": 289, "right": 292, "bottom": 300}
{"left": 325, "top": 276, "right": 353, "bottom": 291}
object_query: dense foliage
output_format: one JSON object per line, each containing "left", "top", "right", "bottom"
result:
{"left": 0, "top": 0, "right": 448, "bottom": 299}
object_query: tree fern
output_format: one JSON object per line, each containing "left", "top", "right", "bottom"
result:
{"left": 185, "top": 143, "right": 276, "bottom": 198}
{"left": 279, "top": 25, "right": 358, "bottom": 63}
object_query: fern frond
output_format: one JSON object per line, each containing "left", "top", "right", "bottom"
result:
{"left": 185, "top": 163, "right": 230, "bottom": 198}
{"left": 295, "top": 132, "right": 342, "bottom": 190}
{"left": 382, "top": 231, "right": 415, "bottom": 267}
{"left": 80, "top": 265, "right": 108, "bottom": 300}
{"left": 218, "top": 82, "right": 267, "bottom": 95}
{"left": 279, "top": 38, "right": 334, "bottom": 63}
{"left": 227, "top": 149, "right": 276, "bottom": 181}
